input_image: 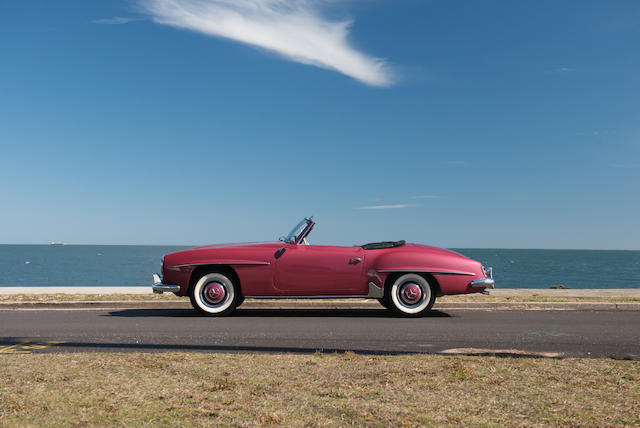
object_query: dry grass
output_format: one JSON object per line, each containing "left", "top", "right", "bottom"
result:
{"left": 438, "top": 294, "right": 640, "bottom": 303}
{"left": 0, "top": 352, "right": 638, "bottom": 427}
{"left": 0, "top": 293, "right": 182, "bottom": 302}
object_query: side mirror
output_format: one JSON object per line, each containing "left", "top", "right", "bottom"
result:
{"left": 278, "top": 236, "right": 286, "bottom": 242}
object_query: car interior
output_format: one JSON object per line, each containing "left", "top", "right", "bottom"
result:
{"left": 288, "top": 218, "right": 406, "bottom": 249}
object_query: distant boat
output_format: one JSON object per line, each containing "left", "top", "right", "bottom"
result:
{"left": 50, "top": 241, "right": 65, "bottom": 246}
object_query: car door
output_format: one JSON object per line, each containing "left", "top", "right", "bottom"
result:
{"left": 274, "top": 244, "right": 366, "bottom": 295}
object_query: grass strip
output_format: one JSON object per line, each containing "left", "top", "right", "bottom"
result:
{"left": 0, "top": 353, "right": 638, "bottom": 426}
{"left": 0, "top": 293, "right": 182, "bottom": 302}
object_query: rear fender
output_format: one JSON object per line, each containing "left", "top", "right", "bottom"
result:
{"left": 370, "top": 250, "right": 481, "bottom": 295}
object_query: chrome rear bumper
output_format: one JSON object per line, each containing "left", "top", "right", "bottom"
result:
{"left": 152, "top": 273, "right": 181, "bottom": 294}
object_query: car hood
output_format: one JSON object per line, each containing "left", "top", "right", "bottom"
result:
{"left": 189, "top": 242, "right": 282, "bottom": 251}
{"left": 162, "top": 242, "right": 283, "bottom": 266}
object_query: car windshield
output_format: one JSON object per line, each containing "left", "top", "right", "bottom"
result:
{"left": 283, "top": 218, "right": 310, "bottom": 244}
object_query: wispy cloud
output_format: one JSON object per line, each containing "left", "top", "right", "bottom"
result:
{"left": 140, "top": 0, "right": 395, "bottom": 86}
{"left": 576, "top": 130, "right": 616, "bottom": 137}
{"left": 358, "top": 204, "right": 415, "bottom": 210}
{"left": 91, "top": 17, "right": 141, "bottom": 25}
{"left": 410, "top": 195, "right": 439, "bottom": 199}
{"left": 544, "top": 66, "right": 572, "bottom": 75}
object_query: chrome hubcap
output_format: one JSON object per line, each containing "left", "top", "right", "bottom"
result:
{"left": 400, "top": 283, "right": 422, "bottom": 305}
{"left": 202, "top": 282, "right": 226, "bottom": 305}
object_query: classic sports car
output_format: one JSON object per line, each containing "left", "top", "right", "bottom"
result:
{"left": 152, "top": 217, "right": 494, "bottom": 317}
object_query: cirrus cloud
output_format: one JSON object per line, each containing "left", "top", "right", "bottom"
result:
{"left": 91, "top": 16, "right": 142, "bottom": 24}
{"left": 358, "top": 204, "right": 415, "bottom": 210}
{"left": 410, "top": 195, "right": 439, "bottom": 199}
{"left": 140, "top": 0, "right": 395, "bottom": 86}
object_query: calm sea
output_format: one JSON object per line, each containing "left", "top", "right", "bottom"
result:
{"left": 0, "top": 245, "right": 638, "bottom": 289}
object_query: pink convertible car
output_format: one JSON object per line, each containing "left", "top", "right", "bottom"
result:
{"left": 152, "top": 217, "right": 494, "bottom": 317}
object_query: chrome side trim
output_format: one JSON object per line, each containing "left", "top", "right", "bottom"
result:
{"left": 245, "top": 295, "right": 368, "bottom": 299}
{"left": 470, "top": 278, "right": 495, "bottom": 289}
{"left": 173, "top": 261, "right": 270, "bottom": 268}
{"left": 378, "top": 269, "right": 475, "bottom": 276}
{"left": 367, "top": 282, "right": 384, "bottom": 299}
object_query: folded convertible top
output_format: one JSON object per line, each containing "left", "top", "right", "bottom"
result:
{"left": 360, "top": 240, "right": 406, "bottom": 250}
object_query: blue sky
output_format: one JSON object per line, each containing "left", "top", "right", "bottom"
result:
{"left": 1, "top": 0, "right": 638, "bottom": 249}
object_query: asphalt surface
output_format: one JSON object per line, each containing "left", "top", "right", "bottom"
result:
{"left": 1, "top": 308, "right": 639, "bottom": 359}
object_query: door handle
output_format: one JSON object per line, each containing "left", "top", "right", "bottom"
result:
{"left": 349, "top": 257, "right": 362, "bottom": 264}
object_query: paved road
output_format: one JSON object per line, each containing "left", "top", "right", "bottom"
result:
{"left": 1, "top": 308, "right": 638, "bottom": 358}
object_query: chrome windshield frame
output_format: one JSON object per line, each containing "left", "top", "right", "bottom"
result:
{"left": 283, "top": 217, "right": 314, "bottom": 244}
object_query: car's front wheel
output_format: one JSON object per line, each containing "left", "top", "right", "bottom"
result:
{"left": 189, "top": 271, "right": 240, "bottom": 316}
{"left": 387, "top": 273, "right": 436, "bottom": 317}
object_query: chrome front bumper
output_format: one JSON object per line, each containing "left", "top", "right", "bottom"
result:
{"left": 470, "top": 266, "right": 495, "bottom": 289}
{"left": 152, "top": 273, "right": 181, "bottom": 294}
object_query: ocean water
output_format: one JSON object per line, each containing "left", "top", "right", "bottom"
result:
{"left": 0, "top": 245, "right": 187, "bottom": 288}
{"left": 0, "top": 245, "right": 638, "bottom": 289}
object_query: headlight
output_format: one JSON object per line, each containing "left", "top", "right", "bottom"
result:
{"left": 482, "top": 266, "right": 493, "bottom": 279}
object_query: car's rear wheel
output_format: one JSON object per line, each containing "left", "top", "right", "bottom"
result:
{"left": 387, "top": 273, "right": 435, "bottom": 317}
{"left": 189, "top": 271, "right": 240, "bottom": 316}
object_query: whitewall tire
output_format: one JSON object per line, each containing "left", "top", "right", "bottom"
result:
{"left": 189, "top": 272, "right": 239, "bottom": 316}
{"left": 387, "top": 273, "right": 435, "bottom": 317}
